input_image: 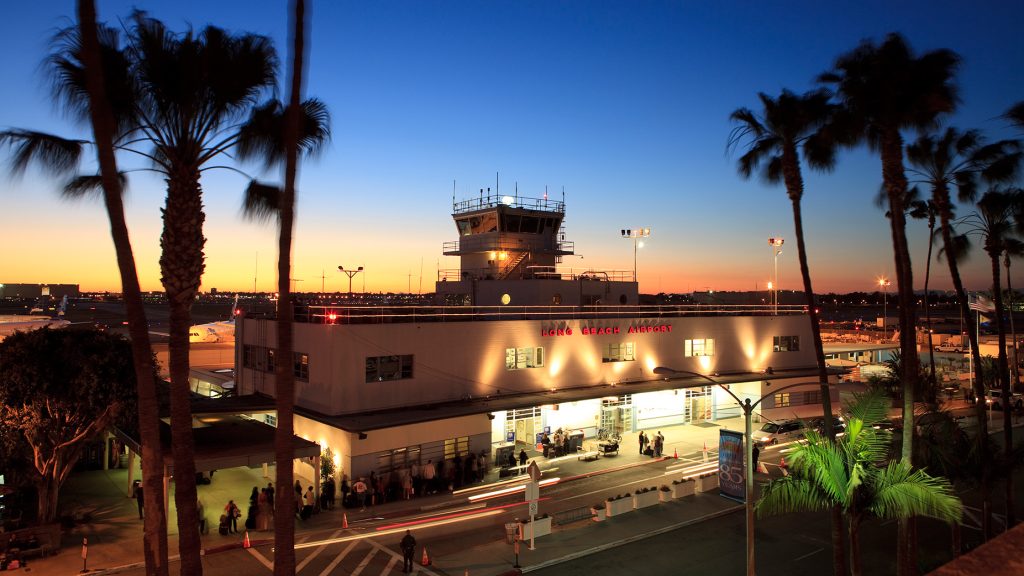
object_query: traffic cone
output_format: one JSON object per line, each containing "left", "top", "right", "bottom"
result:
{"left": 780, "top": 456, "right": 789, "bottom": 476}
{"left": 421, "top": 546, "right": 431, "bottom": 566}
{"left": 702, "top": 440, "right": 709, "bottom": 463}
{"left": 673, "top": 448, "right": 678, "bottom": 459}
{"left": 342, "top": 513, "right": 348, "bottom": 528}
{"left": 243, "top": 531, "right": 251, "bottom": 549}
{"left": 757, "top": 462, "right": 769, "bottom": 474}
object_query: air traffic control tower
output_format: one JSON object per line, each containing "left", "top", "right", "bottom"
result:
{"left": 435, "top": 190, "right": 639, "bottom": 307}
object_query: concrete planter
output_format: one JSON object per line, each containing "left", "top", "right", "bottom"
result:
{"left": 606, "top": 497, "right": 634, "bottom": 517}
{"left": 671, "top": 480, "right": 696, "bottom": 499}
{"left": 659, "top": 489, "right": 672, "bottom": 503}
{"left": 695, "top": 473, "right": 719, "bottom": 493}
{"left": 590, "top": 507, "right": 606, "bottom": 522}
{"left": 633, "top": 490, "right": 660, "bottom": 510}
{"left": 521, "top": 516, "right": 552, "bottom": 539}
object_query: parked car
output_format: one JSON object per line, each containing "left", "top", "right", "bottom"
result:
{"left": 809, "top": 416, "right": 846, "bottom": 436}
{"left": 754, "top": 420, "right": 805, "bottom": 447}
{"left": 985, "top": 389, "right": 1024, "bottom": 411}
{"left": 934, "top": 344, "right": 965, "bottom": 353}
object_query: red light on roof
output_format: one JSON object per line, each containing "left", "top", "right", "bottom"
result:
{"left": 234, "top": 309, "right": 241, "bottom": 316}
{"left": 328, "top": 312, "right": 337, "bottom": 322}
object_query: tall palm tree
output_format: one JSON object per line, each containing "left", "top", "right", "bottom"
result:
{"left": 959, "top": 188, "right": 1024, "bottom": 528}
{"left": 757, "top": 391, "right": 962, "bottom": 576}
{"left": 727, "top": 88, "right": 847, "bottom": 575}
{"left": 124, "top": 16, "right": 277, "bottom": 571}
{"left": 235, "top": 1, "right": 327, "bottom": 573}
{"left": 820, "top": 34, "right": 960, "bottom": 571}
{"left": 1003, "top": 239, "right": 1024, "bottom": 398}
{"left": 0, "top": 9, "right": 169, "bottom": 574}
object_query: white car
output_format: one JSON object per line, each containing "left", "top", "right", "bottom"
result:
{"left": 934, "top": 344, "right": 964, "bottom": 353}
{"left": 754, "top": 420, "right": 805, "bottom": 447}
{"left": 985, "top": 389, "right": 1024, "bottom": 411}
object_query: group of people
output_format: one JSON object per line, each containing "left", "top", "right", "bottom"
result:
{"left": 539, "top": 428, "right": 580, "bottom": 458}
{"left": 638, "top": 430, "right": 665, "bottom": 457}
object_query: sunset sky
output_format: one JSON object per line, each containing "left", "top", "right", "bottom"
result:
{"left": 1, "top": 1, "right": 1022, "bottom": 295}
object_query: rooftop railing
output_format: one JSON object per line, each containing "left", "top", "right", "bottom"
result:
{"left": 453, "top": 194, "right": 565, "bottom": 214}
{"left": 248, "top": 303, "right": 807, "bottom": 325}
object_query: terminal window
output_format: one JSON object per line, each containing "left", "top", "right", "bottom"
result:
{"left": 773, "top": 336, "right": 800, "bottom": 352}
{"left": 293, "top": 352, "right": 309, "bottom": 381}
{"left": 506, "top": 347, "right": 545, "bottom": 370}
{"left": 775, "top": 393, "right": 791, "bottom": 407}
{"left": 684, "top": 338, "right": 715, "bottom": 357}
{"left": 366, "top": 354, "right": 414, "bottom": 382}
{"left": 602, "top": 342, "right": 635, "bottom": 363}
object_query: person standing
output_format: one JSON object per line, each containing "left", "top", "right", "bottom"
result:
{"left": 133, "top": 480, "right": 144, "bottom": 520}
{"left": 479, "top": 450, "right": 489, "bottom": 481}
{"left": 518, "top": 448, "right": 527, "bottom": 467}
{"left": 422, "top": 460, "right": 436, "bottom": 494}
{"left": 266, "top": 481, "right": 275, "bottom": 507}
{"left": 225, "top": 500, "right": 240, "bottom": 534}
{"left": 402, "top": 470, "right": 413, "bottom": 500}
{"left": 323, "top": 476, "right": 336, "bottom": 510}
{"left": 638, "top": 430, "right": 647, "bottom": 455}
{"left": 752, "top": 444, "right": 760, "bottom": 472}
{"left": 353, "top": 477, "right": 368, "bottom": 511}
{"left": 400, "top": 529, "right": 417, "bottom": 573}
{"left": 302, "top": 485, "right": 315, "bottom": 519}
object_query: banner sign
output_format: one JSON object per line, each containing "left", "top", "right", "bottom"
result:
{"left": 718, "top": 429, "right": 746, "bottom": 503}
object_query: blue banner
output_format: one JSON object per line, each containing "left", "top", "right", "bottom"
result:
{"left": 718, "top": 429, "right": 746, "bottom": 502}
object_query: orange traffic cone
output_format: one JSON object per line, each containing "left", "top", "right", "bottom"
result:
{"left": 757, "top": 462, "right": 769, "bottom": 474}
{"left": 342, "top": 513, "right": 348, "bottom": 528}
{"left": 780, "top": 456, "right": 789, "bottom": 476}
{"left": 702, "top": 440, "right": 709, "bottom": 463}
{"left": 673, "top": 448, "right": 678, "bottom": 459}
{"left": 421, "top": 546, "right": 431, "bottom": 566}
{"left": 243, "top": 531, "right": 251, "bottom": 549}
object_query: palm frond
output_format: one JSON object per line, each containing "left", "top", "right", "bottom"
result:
{"left": 62, "top": 172, "right": 128, "bottom": 199}
{"left": 756, "top": 475, "right": 831, "bottom": 517}
{"left": 1003, "top": 101, "right": 1024, "bottom": 131}
{"left": 241, "top": 180, "right": 281, "bottom": 222}
{"left": 0, "top": 130, "right": 87, "bottom": 176}
{"left": 869, "top": 460, "right": 961, "bottom": 523}
{"left": 236, "top": 98, "right": 331, "bottom": 170}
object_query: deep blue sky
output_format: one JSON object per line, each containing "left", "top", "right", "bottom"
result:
{"left": 1, "top": 1, "right": 1022, "bottom": 294}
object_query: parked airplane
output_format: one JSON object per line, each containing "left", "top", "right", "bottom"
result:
{"left": 0, "top": 296, "right": 71, "bottom": 341}
{"left": 188, "top": 295, "right": 239, "bottom": 343}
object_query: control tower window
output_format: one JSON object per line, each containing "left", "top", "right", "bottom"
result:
{"left": 457, "top": 214, "right": 498, "bottom": 236}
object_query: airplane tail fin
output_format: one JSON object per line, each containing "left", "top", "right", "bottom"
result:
{"left": 232, "top": 293, "right": 240, "bottom": 317}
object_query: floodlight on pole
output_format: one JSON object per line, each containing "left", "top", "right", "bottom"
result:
{"left": 621, "top": 227, "right": 651, "bottom": 283}
{"left": 338, "top": 265, "right": 364, "bottom": 298}
{"left": 653, "top": 366, "right": 822, "bottom": 576}
{"left": 878, "top": 277, "right": 891, "bottom": 341}
{"left": 768, "top": 237, "right": 784, "bottom": 315}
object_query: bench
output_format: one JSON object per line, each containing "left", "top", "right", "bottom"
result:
{"left": 577, "top": 450, "right": 600, "bottom": 462}
{"left": 0, "top": 523, "right": 61, "bottom": 560}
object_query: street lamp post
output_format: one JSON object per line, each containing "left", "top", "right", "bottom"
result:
{"left": 621, "top": 228, "right": 651, "bottom": 282}
{"left": 653, "top": 367, "right": 823, "bottom": 576}
{"left": 768, "top": 237, "right": 784, "bottom": 315}
{"left": 878, "top": 277, "right": 891, "bottom": 341}
{"left": 338, "top": 265, "right": 364, "bottom": 299}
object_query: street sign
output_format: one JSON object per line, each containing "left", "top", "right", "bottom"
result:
{"left": 527, "top": 460, "right": 541, "bottom": 482}
{"left": 529, "top": 500, "right": 538, "bottom": 516}
{"left": 524, "top": 481, "right": 539, "bottom": 502}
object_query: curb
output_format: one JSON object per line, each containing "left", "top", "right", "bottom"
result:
{"left": 518, "top": 504, "right": 744, "bottom": 573}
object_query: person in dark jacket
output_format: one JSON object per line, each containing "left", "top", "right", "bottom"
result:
{"left": 400, "top": 530, "right": 416, "bottom": 573}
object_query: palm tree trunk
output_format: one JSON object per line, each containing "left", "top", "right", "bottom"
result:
{"left": 881, "top": 129, "right": 919, "bottom": 576}
{"left": 273, "top": 2, "right": 305, "bottom": 574}
{"left": 77, "top": 1, "right": 168, "bottom": 573}
{"left": 989, "top": 253, "right": 1014, "bottom": 528}
{"left": 925, "top": 217, "right": 937, "bottom": 395}
{"left": 161, "top": 172, "right": 205, "bottom": 576}
{"left": 936, "top": 191, "right": 991, "bottom": 540}
{"left": 1006, "top": 255, "right": 1019, "bottom": 397}
{"left": 849, "top": 513, "right": 862, "bottom": 576}
{"left": 781, "top": 146, "right": 846, "bottom": 575}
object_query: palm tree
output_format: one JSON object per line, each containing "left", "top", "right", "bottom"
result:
{"left": 757, "top": 391, "right": 962, "bottom": 576}
{"left": 820, "top": 34, "right": 960, "bottom": 571}
{"left": 1003, "top": 239, "right": 1024, "bottom": 398}
{"left": 1006, "top": 101, "right": 1024, "bottom": 132}
{"left": 727, "top": 88, "right": 847, "bottom": 575}
{"left": 958, "top": 188, "right": 1024, "bottom": 528}
{"left": 0, "top": 8, "right": 169, "bottom": 573}
{"left": 235, "top": 1, "right": 328, "bottom": 573}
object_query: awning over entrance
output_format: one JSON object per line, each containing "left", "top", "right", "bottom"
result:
{"left": 297, "top": 365, "right": 843, "bottom": 433}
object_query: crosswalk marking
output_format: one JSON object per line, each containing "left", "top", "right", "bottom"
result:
{"left": 367, "top": 539, "right": 443, "bottom": 576}
{"left": 297, "top": 529, "right": 344, "bottom": 572}
{"left": 350, "top": 547, "right": 378, "bottom": 575}
{"left": 247, "top": 547, "right": 274, "bottom": 571}
{"left": 318, "top": 540, "right": 359, "bottom": 576}
{"left": 380, "top": 555, "right": 399, "bottom": 575}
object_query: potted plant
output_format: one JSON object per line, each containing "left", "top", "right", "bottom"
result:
{"left": 606, "top": 494, "right": 633, "bottom": 517}
{"left": 695, "top": 472, "right": 719, "bottom": 493}
{"left": 659, "top": 485, "right": 672, "bottom": 503}
{"left": 671, "top": 478, "right": 696, "bottom": 499}
{"left": 520, "top": 513, "right": 552, "bottom": 539}
{"left": 633, "top": 486, "right": 660, "bottom": 509}
{"left": 590, "top": 502, "right": 606, "bottom": 522}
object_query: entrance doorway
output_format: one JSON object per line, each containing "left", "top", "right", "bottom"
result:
{"left": 507, "top": 407, "right": 542, "bottom": 445}
{"left": 683, "top": 386, "right": 713, "bottom": 423}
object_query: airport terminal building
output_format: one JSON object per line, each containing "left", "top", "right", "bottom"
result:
{"left": 234, "top": 194, "right": 836, "bottom": 481}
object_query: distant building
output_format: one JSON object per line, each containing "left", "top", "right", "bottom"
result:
{"left": 0, "top": 283, "right": 80, "bottom": 299}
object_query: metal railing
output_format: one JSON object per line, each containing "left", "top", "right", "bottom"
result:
{"left": 436, "top": 267, "right": 635, "bottom": 282}
{"left": 260, "top": 303, "right": 807, "bottom": 325}
{"left": 453, "top": 193, "right": 565, "bottom": 214}
{"left": 442, "top": 236, "right": 574, "bottom": 255}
